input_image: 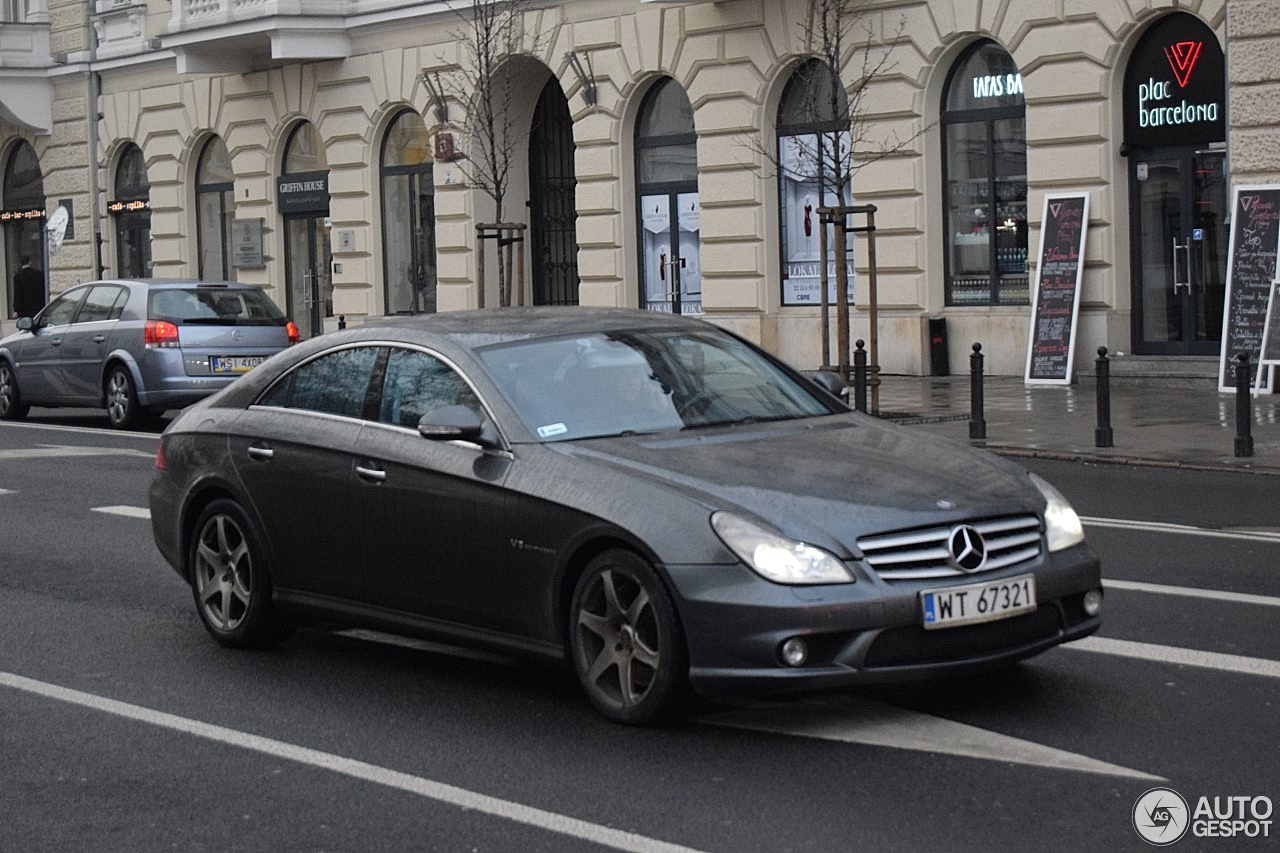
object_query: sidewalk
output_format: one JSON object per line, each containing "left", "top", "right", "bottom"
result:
{"left": 868, "top": 375, "right": 1280, "bottom": 474}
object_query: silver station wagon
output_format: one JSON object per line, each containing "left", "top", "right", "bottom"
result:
{"left": 0, "top": 279, "right": 297, "bottom": 429}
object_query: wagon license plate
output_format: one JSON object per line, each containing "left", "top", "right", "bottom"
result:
{"left": 921, "top": 574, "right": 1036, "bottom": 630}
{"left": 211, "top": 355, "right": 266, "bottom": 374}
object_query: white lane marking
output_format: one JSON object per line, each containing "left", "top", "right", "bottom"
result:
{"left": 1106, "top": 579, "right": 1280, "bottom": 609}
{"left": 0, "top": 488, "right": 14, "bottom": 495}
{"left": 701, "top": 698, "right": 1161, "bottom": 781}
{"left": 92, "top": 505, "right": 151, "bottom": 519}
{"left": 1068, "top": 636, "right": 1280, "bottom": 679}
{"left": 1082, "top": 516, "right": 1280, "bottom": 544}
{"left": 0, "top": 421, "right": 158, "bottom": 439}
{"left": 0, "top": 444, "right": 155, "bottom": 461}
{"left": 0, "top": 672, "right": 705, "bottom": 853}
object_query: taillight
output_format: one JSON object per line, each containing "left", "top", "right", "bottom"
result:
{"left": 154, "top": 439, "right": 167, "bottom": 471}
{"left": 286, "top": 321, "right": 301, "bottom": 344}
{"left": 144, "top": 319, "right": 181, "bottom": 348}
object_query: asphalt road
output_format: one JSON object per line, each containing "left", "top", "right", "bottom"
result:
{"left": 2, "top": 410, "right": 1277, "bottom": 852}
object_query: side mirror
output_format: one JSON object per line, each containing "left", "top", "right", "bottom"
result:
{"left": 16, "top": 317, "right": 33, "bottom": 332}
{"left": 809, "top": 369, "right": 848, "bottom": 402}
{"left": 417, "top": 404, "right": 495, "bottom": 446}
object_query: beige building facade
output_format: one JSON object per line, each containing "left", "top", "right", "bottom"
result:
{"left": 3, "top": 0, "right": 1278, "bottom": 377}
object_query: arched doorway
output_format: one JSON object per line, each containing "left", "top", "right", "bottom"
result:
{"left": 380, "top": 109, "right": 437, "bottom": 314}
{"left": 3, "top": 140, "right": 45, "bottom": 315}
{"left": 110, "top": 144, "right": 151, "bottom": 278}
{"left": 196, "top": 135, "right": 235, "bottom": 280}
{"left": 528, "top": 79, "right": 578, "bottom": 305}
{"left": 277, "top": 121, "right": 331, "bottom": 338}
{"left": 1124, "top": 13, "right": 1227, "bottom": 355}
{"left": 636, "top": 77, "right": 700, "bottom": 315}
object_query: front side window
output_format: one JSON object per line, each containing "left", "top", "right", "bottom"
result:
{"left": 259, "top": 346, "right": 378, "bottom": 417}
{"left": 777, "top": 60, "right": 853, "bottom": 307}
{"left": 378, "top": 348, "right": 480, "bottom": 428}
{"left": 942, "top": 41, "right": 1028, "bottom": 305}
{"left": 39, "top": 289, "right": 86, "bottom": 326}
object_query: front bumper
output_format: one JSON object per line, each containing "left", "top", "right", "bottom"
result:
{"left": 668, "top": 544, "right": 1102, "bottom": 699}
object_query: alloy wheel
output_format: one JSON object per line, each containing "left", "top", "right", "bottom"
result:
{"left": 194, "top": 513, "right": 254, "bottom": 633}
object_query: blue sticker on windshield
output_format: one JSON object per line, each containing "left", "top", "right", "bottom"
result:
{"left": 537, "top": 423, "right": 568, "bottom": 438}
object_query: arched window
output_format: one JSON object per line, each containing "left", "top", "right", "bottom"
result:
{"left": 777, "top": 60, "right": 852, "bottom": 306}
{"left": 111, "top": 144, "right": 151, "bottom": 278}
{"left": 380, "top": 109, "right": 436, "bottom": 313}
{"left": 196, "top": 136, "right": 234, "bottom": 280}
{"left": 636, "top": 77, "right": 701, "bottom": 314}
{"left": 941, "top": 41, "right": 1028, "bottom": 305}
{"left": 3, "top": 140, "right": 46, "bottom": 315}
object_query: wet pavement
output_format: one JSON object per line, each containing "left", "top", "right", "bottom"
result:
{"left": 868, "top": 375, "right": 1280, "bottom": 475}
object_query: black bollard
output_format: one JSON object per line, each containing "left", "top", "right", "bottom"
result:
{"left": 969, "top": 342, "right": 986, "bottom": 441}
{"left": 1095, "top": 346, "right": 1114, "bottom": 448}
{"left": 1235, "top": 351, "right": 1254, "bottom": 458}
{"left": 853, "top": 339, "right": 868, "bottom": 413}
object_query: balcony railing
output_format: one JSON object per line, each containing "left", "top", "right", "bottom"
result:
{"left": 169, "top": 0, "right": 353, "bottom": 32}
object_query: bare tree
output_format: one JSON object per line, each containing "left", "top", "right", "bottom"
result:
{"left": 433, "top": 0, "right": 543, "bottom": 307}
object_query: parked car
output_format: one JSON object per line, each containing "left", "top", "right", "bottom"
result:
{"left": 148, "top": 307, "right": 1102, "bottom": 724}
{"left": 0, "top": 279, "right": 298, "bottom": 429}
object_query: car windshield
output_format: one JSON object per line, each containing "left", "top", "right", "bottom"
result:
{"left": 148, "top": 287, "right": 285, "bottom": 326}
{"left": 478, "top": 327, "right": 838, "bottom": 441}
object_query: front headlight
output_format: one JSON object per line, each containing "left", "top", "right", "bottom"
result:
{"left": 711, "top": 512, "right": 854, "bottom": 585}
{"left": 1030, "top": 473, "right": 1085, "bottom": 552}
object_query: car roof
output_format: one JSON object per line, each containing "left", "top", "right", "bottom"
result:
{"left": 358, "top": 307, "right": 710, "bottom": 348}
{"left": 81, "top": 278, "right": 265, "bottom": 290}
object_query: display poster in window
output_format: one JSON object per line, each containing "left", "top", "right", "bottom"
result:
{"left": 231, "top": 218, "right": 265, "bottom": 269}
{"left": 1219, "top": 185, "right": 1280, "bottom": 393}
{"left": 641, "top": 195, "right": 672, "bottom": 312}
{"left": 1256, "top": 281, "right": 1280, "bottom": 389}
{"left": 1024, "top": 193, "right": 1089, "bottom": 385}
{"left": 779, "top": 133, "right": 855, "bottom": 307}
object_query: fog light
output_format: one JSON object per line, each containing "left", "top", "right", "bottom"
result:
{"left": 1083, "top": 588, "right": 1103, "bottom": 616}
{"left": 780, "top": 637, "right": 808, "bottom": 667}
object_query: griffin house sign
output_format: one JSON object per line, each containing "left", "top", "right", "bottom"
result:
{"left": 1124, "top": 13, "right": 1225, "bottom": 148}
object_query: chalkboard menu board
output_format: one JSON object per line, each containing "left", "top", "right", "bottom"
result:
{"left": 1025, "top": 193, "right": 1089, "bottom": 385}
{"left": 1257, "top": 280, "right": 1280, "bottom": 387}
{"left": 1219, "top": 186, "right": 1280, "bottom": 392}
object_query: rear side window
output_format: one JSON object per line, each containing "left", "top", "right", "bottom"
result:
{"left": 76, "top": 285, "right": 128, "bottom": 323}
{"left": 258, "top": 346, "right": 379, "bottom": 418}
{"left": 148, "top": 287, "right": 285, "bottom": 326}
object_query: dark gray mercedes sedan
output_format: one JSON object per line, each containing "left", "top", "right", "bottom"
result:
{"left": 149, "top": 308, "right": 1101, "bottom": 724}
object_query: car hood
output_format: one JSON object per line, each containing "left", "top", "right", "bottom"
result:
{"left": 553, "top": 415, "right": 1043, "bottom": 556}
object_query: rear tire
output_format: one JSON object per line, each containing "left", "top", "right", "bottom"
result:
{"left": 188, "top": 498, "right": 291, "bottom": 649}
{"left": 0, "top": 361, "right": 29, "bottom": 420}
{"left": 104, "top": 365, "right": 141, "bottom": 429}
{"left": 569, "top": 549, "right": 689, "bottom": 725}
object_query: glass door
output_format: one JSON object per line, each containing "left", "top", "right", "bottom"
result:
{"left": 640, "top": 192, "right": 701, "bottom": 315}
{"left": 285, "top": 215, "right": 332, "bottom": 338}
{"left": 1131, "top": 149, "right": 1227, "bottom": 354}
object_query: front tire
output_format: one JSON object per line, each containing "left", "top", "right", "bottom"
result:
{"left": 0, "top": 361, "right": 29, "bottom": 420}
{"left": 188, "top": 499, "right": 290, "bottom": 649}
{"left": 105, "top": 365, "right": 142, "bottom": 429}
{"left": 569, "top": 549, "right": 689, "bottom": 725}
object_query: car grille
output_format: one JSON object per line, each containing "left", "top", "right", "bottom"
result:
{"left": 857, "top": 515, "right": 1042, "bottom": 580}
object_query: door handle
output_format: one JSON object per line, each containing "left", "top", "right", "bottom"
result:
{"left": 50, "top": 338, "right": 62, "bottom": 347}
{"left": 355, "top": 464, "right": 387, "bottom": 483}
{"left": 247, "top": 445, "right": 274, "bottom": 460}
{"left": 93, "top": 335, "right": 106, "bottom": 343}
{"left": 1171, "top": 238, "right": 1191, "bottom": 294}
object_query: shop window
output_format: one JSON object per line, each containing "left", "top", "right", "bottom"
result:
{"left": 380, "top": 110, "right": 436, "bottom": 313}
{"left": 196, "top": 136, "right": 234, "bottom": 280}
{"left": 777, "top": 60, "right": 853, "bottom": 307}
{"left": 3, "top": 140, "right": 45, "bottom": 314}
{"left": 942, "top": 41, "right": 1028, "bottom": 306}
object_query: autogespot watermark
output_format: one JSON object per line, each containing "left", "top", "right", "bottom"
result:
{"left": 1133, "top": 787, "right": 1274, "bottom": 845}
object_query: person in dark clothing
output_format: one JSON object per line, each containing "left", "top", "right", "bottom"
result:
{"left": 11, "top": 255, "right": 44, "bottom": 319}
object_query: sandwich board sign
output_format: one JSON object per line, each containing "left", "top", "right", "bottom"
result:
{"left": 1219, "top": 185, "right": 1280, "bottom": 393}
{"left": 1025, "top": 193, "right": 1089, "bottom": 385}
